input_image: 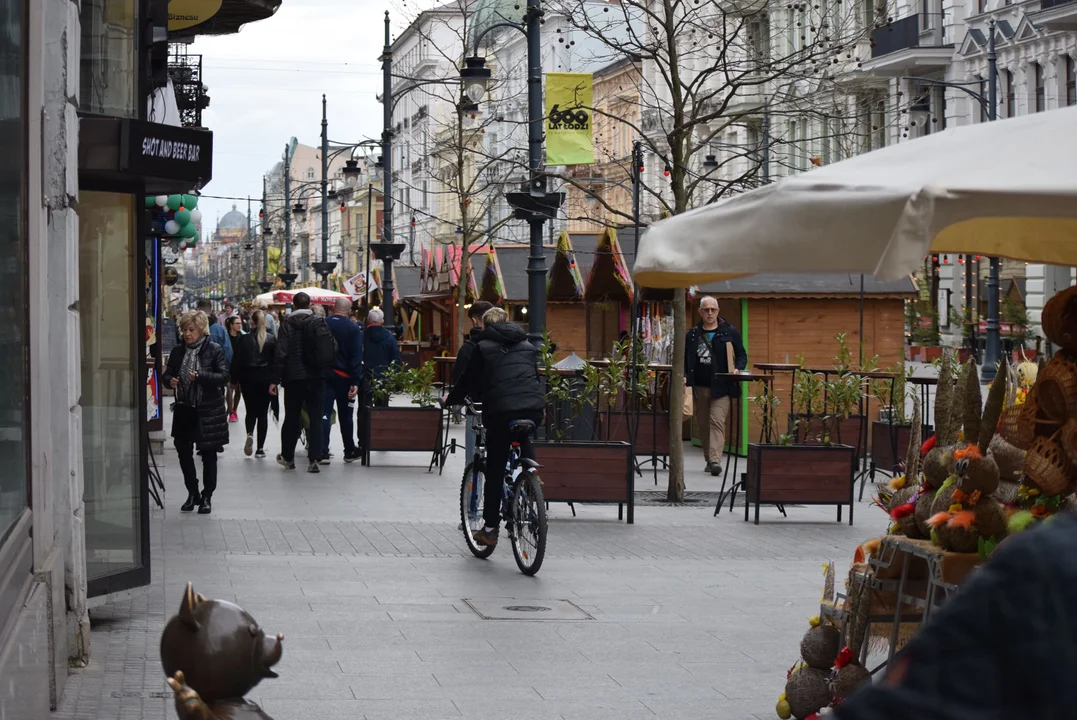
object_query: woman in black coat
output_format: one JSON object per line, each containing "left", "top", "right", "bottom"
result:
{"left": 163, "top": 310, "right": 230, "bottom": 514}
{"left": 234, "top": 309, "right": 277, "bottom": 458}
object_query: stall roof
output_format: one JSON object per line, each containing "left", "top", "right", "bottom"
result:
{"left": 697, "top": 273, "right": 917, "bottom": 299}
{"left": 585, "top": 228, "right": 634, "bottom": 304}
{"left": 494, "top": 244, "right": 555, "bottom": 302}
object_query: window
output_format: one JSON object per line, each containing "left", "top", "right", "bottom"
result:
{"left": 1034, "top": 63, "right": 1045, "bottom": 112}
{"left": 422, "top": 181, "right": 429, "bottom": 209}
{"left": 748, "top": 18, "right": 770, "bottom": 66}
{"left": 0, "top": 0, "right": 28, "bottom": 548}
{"left": 799, "top": 118, "right": 809, "bottom": 170}
{"left": 978, "top": 0, "right": 986, "bottom": 13}
{"left": 306, "top": 167, "right": 315, "bottom": 180}
{"left": 1068, "top": 56, "right": 1077, "bottom": 106}
{"left": 80, "top": 0, "right": 139, "bottom": 117}
{"left": 1004, "top": 69, "right": 1015, "bottom": 118}
{"left": 935, "top": 86, "right": 947, "bottom": 130}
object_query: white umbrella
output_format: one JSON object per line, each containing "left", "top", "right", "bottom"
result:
{"left": 633, "top": 106, "right": 1077, "bottom": 288}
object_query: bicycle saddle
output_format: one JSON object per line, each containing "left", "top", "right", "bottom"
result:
{"left": 509, "top": 419, "right": 537, "bottom": 435}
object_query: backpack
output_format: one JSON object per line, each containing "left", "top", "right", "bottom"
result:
{"left": 303, "top": 316, "right": 338, "bottom": 372}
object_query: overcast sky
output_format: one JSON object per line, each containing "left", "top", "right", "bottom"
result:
{"left": 191, "top": 0, "right": 433, "bottom": 229}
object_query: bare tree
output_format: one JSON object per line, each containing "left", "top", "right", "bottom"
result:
{"left": 548, "top": 0, "right": 883, "bottom": 500}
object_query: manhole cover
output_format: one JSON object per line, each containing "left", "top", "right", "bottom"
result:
{"left": 464, "top": 598, "right": 593, "bottom": 621}
{"left": 111, "top": 691, "right": 171, "bottom": 699}
{"left": 504, "top": 605, "right": 550, "bottom": 612}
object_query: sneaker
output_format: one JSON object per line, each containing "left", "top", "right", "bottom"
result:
{"left": 343, "top": 449, "right": 360, "bottom": 464}
{"left": 276, "top": 454, "right": 295, "bottom": 470}
{"left": 244, "top": 434, "right": 254, "bottom": 457}
{"left": 308, "top": 460, "right": 320, "bottom": 474}
{"left": 228, "top": 412, "right": 239, "bottom": 423}
{"left": 319, "top": 456, "right": 331, "bottom": 466}
{"left": 472, "top": 527, "right": 498, "bottom": 547}
{"left": 255, "top": 449, "right": 266, "bottom": 459}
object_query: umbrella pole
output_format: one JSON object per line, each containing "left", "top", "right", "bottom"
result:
{"left": 858, "top": 274, "right": 865, "bottom": 369}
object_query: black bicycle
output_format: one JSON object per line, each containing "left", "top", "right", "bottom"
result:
{"left": 458, "top": 400, "right": 548, "bottom": 575}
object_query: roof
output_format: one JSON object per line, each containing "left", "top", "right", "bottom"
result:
{"left": 217, "top": 204, "right": 247, "bottom": 231}
{"left": 696, "top": 273, "right": 917, "bottom": 299}
{"left": 494, "top": 244, "right": 555, "bottom": 302}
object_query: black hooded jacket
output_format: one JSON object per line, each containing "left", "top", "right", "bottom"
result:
{"left": 363, "top": 324, "right": 402, "bottom": 383}
{"left": 446, "top": 322, "right": 544, "bottom": 417}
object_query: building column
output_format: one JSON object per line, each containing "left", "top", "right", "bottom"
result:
{"left": 1027, "top": 263, "right": 1075, "bottom": 332}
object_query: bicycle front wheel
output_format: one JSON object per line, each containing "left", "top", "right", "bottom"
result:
{"left": 460, "top": 462, "right": 495, "bottom": 559}
{"left": 510, "top": 471, "right": 547, "bottom": 575}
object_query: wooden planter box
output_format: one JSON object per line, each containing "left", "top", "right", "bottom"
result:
{"left": 363, "top": 406, "right": 442, "bottom": 466}
{"left": 533, "top": 441, "right": 634, "bottom": 523}
{"left": 796, "top": 415, "right": 865, "bottom": 457}
{"left": 744, "top": 443, "right": 856, "bottom": 525}
{"left": 871, "top": 421, "right": 912, "bottom": 474}
{"left": 601, "top": 411, "right": 671, "bottom": 458}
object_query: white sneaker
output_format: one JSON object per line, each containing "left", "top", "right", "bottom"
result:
{"left": 244, "top": 434, "right": 254, "bottom": 457}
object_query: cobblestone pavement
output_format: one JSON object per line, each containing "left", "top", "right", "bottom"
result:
{"left": 55, "top": 410, "right": 889, "bottom": 720}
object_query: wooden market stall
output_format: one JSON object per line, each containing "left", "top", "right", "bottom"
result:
{"left": 584, "top": 227, "right": 635, "bottom": 358}
{"left": 691, "top": 274, "right": 916, "bottom": 453}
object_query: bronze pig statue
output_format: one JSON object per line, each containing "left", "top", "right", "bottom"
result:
{"left": 160, "top": 583, "right": 284, "bottom": 720}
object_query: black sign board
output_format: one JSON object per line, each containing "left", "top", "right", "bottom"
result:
{"left": 120, "top": 119, "right": 213, "bottom": 185}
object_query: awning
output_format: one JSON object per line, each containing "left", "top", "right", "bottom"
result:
{"left": 169, "top": 0, "right": 283, "bottom": 40}
{"left": 546, "top": 232, "right": 586, "bottom": 301}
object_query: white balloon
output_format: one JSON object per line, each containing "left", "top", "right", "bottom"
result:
{"left": 190, "top": 208, "right": 203, "bottom": 224}
{"left": 165, "top": 220, "right": 180, "bottom": 235}
{"left": 155, "top": 195, "right": 169, "bottom": 207}
{"left": 179, "top": 241, "right": 188, "bottom": 250}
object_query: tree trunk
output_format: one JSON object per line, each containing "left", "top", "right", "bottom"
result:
{"left": 456, "top": 242, "right": 469, "bottom": 353}
{"left": 667, "top": 288, "right": 687, "bottom": 502}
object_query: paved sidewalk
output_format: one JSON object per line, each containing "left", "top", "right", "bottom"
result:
{"left": 55, "top": 410, "right": 889, "bottom": 720}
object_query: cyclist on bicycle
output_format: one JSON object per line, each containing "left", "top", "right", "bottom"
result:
{"left": 444, "top": 306, "right": 545, "bottom": 548}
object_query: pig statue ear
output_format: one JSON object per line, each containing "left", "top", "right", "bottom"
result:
{"left": 178, "top": 583, "right": 202, "bottom": 630}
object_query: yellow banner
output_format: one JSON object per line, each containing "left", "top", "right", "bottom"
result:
{"left": 168, "top": 0, "right": 223, "bottom": 31}
{"left": 267, "top": 247, "right": 281, "bottom": 277}
{"left": 545, "top": 73, "right": 594, "bottom": 166}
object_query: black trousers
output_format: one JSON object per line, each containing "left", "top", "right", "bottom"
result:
{"left": 482, "top": 411, "right": 543, "bottom": 530}
{"left": 173, "top": 405, "right": 218, "bottom": 498}
{"left": 281, "top": 378, "right": 326, "bottom": 463}
{"left": 323, "top": 373, "right": 357, "bottom": 455}
{"left": 241, "top": 380, "right": 272, "bottom": 449}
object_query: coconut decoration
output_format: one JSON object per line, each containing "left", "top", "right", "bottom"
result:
{"left": 785, "top": 666, "right": 832, "bottom": 720}
{"left": 830, "top": 647, "right": 871, "bottom": 704}
{"left": 800, "top": 625, "right": 841, "bottom": 670}
{"left": 915, "top": 354, "right": 964, "bottom": 536}
{"left": 877, "top": 396, "right": 925, "bottom": 538}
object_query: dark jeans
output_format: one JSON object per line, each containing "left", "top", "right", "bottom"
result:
{"left": 173, "top": 405, "right": 218, "bottom": 498}
{"left": 281, "top": 378, "right": 326, "bottom": 463}
{"left": 323, "top": 373, "right": 357, "bottom": 455}
{"left": 482, "top": 411, "right": 543, "bottom": 530}
{"left": 241, "top": 380, "right": 272, "bottom": 449}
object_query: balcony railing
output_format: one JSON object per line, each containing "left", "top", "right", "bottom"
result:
{"left": 870, "top": 14, "right": 944, "bottom": 58}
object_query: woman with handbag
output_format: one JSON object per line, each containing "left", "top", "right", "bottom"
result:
{"left": 163, "top": 310, "right": 230, "bottom": 514}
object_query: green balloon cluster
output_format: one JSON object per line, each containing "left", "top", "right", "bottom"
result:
{"left": 147, "top": 193, "right": 202, "bottom": 249}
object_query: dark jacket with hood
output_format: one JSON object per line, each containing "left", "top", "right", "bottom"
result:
{"left": 451, "top": 327, "right": 483, "bottom": 413}
{"left": 684, "top": 318, "right": 747, "bottom": 399}
{"left": 836, "top": 512, "right": 1077, "bottom": 720}
{"left": 326, "top": 315, "right": 364, "bottom": 386}
{"left": 446, "top": 322, "right": 544, "bottom": 417}
{"left": 363, "top": 324, "right": 401, "bottom": 383}
{"left": 273, "top": 309, "right": 319, "bottom": 384}
{"left": 234, "top": 332, "right": 277, "bottom": 385}
{"left": 163, "top": 338, "right": 230, "bottom": 451}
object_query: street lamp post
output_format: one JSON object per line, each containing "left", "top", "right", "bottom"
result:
{"left": 312, "top": 94, "right": 338, "bottom": 288}
{"left": 898, "top": 18, "right": 998, "bottom": 380}
{"left": 281, "top": 144, "right": 298, "bottom": 289}
{"left": 459, "top": 0, "right": 562, "bottom": 346}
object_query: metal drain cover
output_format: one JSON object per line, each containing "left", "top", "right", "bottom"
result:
{"left": 464, "top": 598, "right": 593, "bottom": 621}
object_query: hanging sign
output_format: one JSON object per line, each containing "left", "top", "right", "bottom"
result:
{"left": 544, "top": 73, "right": 595, "bottom": 166}
{"left": 168, "top": 0, "right": 224, "bottom": 31}
{"left": 267, "top": 247, "right": 281, "bottom": 276}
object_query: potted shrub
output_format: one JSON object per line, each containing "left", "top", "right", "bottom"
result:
{"left": 795, "top": 334, "right": 870, "bottom": 458}
{"left": 905, "top": 301, "right": 942, "bottom": 362}
{"left": 1002, "top": 297, "right": 1037, "bottom": 362}
{"left": 597, "top": 338, "right": 671, "bottom": 461}
{"left": 869, "top": 361, "right": 913, "bottom": 475}
{"left": 534, "top": 340, "right": 635, "bottom": 523}
{"left": 362, "top": 361, "right": 444, "bottom": 466}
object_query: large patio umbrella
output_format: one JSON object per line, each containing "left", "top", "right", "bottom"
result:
{"left": 633, "top": 106, "right": 1077, "bottom": 288}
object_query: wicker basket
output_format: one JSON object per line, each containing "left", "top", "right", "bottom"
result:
{"left": 1024, "top": 434, "right": 1075, "bottom": 497}
{"left": 1061, "top": 418, "right": 1077, "bottom": 468}
{"left": 1000, "top": 402, "right": 1035, "bottom": 451}
{"left": 1036, "top": 355, "right": 1077, "bottom": 422}
{"left": 1041, "top": 287, "right": 1077, "bottom": 352}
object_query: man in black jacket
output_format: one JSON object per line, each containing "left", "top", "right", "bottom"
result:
{"left": 445, "top": 307, "right": 545, "bottom": 547}
{"left": 452, "top": 301, "right": 494, "bottom": 461}
{"left": 271, "top": 292, "right": 326, "bottom": 473}
{"left": 684, "top": 296, "right": 747, "bottom": 476}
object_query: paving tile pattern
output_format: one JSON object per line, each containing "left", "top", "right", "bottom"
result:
{"left": 54, "top": 415, "right": 888, "bottom": 720}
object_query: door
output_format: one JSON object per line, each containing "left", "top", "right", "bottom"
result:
{"left": 80, "top": 190, "right": 150, "bottom": 597}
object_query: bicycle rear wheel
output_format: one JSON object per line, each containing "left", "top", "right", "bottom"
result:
{"left": 510, "top": 471, "right": 547, "bottom": 575}
{"left": 460, "top": 462, "right": 495, "bottom": 559}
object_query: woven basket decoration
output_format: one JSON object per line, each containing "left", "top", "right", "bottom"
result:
{"left": 1061, "top": 418, "right": 1077, "bottom": 468}
{"left": 1000, "top": 402, "right": 1035, "bottom": 451}
{"left": 1025, "top": 434, "right": 1074, "bottom": 497}
{"left": 1036, "top": 355, "right": 1077, "bottom": 423}
{"left": 1041, "top": 287, "right": 1077, "bottom": 352}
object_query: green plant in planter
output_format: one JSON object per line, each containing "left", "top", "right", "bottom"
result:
{"left": 792, "top": 354, "right": 825, "bottom": 418}
{"left": 749, "top": 379, "right": 781, "bottom": 443}
{"left": 541, "top": 334, "right": 577, "bottom": 442}
{"left": 871, "top": 361, "right": 912, "bottom": 425}
{"left": 1001, "top": 296, "right": 1035, "bottom": 349}
{"left": 368, "top": 362, "right": 408, "bottom": 405}
{"left": 402, "top": 361, "right": 438, "bottom": 409}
